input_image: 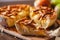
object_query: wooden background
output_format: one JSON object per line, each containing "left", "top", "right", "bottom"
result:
{"left": 0, "top": 32, "right": 21, "bottom": 40}
{"left": 0, "top": 0, "right": 34, "bottom": 6}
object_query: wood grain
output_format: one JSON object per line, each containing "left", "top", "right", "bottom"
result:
{"left": 0, "top": 32, "right": 21, "bottom": 40}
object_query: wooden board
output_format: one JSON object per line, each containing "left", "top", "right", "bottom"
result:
{"left": 0, "top": 26, "right": 49, "bottom": 40}
{"left": 0, "top": 32, "right": 21, "bottom": 40}
{"left": 0, "top": 20, "right": 60, "bottom": 40}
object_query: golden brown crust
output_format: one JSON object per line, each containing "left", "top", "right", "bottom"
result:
{"left": 15, "top": 17, "right": 48, "bottom": 37}
{"left": 0, "top": 4, "right": 31, "bottom": 27}
{"left": 31, "top": 6, "right": 56, "bottom": 20}
{"left": 0, "top": 4, "right": 57, "bottom": 37}
{"left": 0, "top": 4, "right": 30, "bottom": 17}
{"left": 15, "top": 7, "right": 57, "bottom": 36}
{"left": 30, "top": 6, "right": 57, "bottom": 29}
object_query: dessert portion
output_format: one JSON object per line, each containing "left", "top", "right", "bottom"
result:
{"left": 15, "top": 6, "right": 57, "bottom": 37}
{"left": 15, "top": 17, "right": 48, "bottom": 36}
{"left": 0, "top": 0, "right": 58, "bottom": 37}
{"left": 30, "top": 6, "right": 57, "bottom": 29}
{"left": 0, "top": 4, "right": 31, "bottom": 27}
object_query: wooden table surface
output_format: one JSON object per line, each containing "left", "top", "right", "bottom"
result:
{"left": 0, "top": 32, "right": 49, "bottom": 40}
{"left": 0, "top": 32, "right": 22, "bottom": 40}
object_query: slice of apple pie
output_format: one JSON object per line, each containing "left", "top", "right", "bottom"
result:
{"left": 15, "top": 17, "right": 48, "bottom": 36}
{"left": 15, "top": 6, "right": 57, "bottom": 37}
{"left": 0, "top": 4, "right": 31, "bottom": 27}
{"left": 30, "top": 6, "right": 57, "bottom": 29}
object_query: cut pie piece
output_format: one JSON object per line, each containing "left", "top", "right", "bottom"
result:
{"left": 0, "top": 4, "right": 31, "bottom": 27}
{"left": 30, "top": 6, "right": 57, "bottom": 29}
{"left": 15, "top": 17, "right": 48, "bottom": 37}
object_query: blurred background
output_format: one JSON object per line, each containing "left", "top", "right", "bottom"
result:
{"left": 0, "top": 0, "right": 34, "bottom": 6}
{"left": 0, "top": 0, "right": 34, "bottom": 2}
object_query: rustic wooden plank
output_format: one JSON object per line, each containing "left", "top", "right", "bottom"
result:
{"left": 0, "top": 25, "right": 31, "bottom": 40}
{"left": 0, "top": 32, "right": 20, "bottom": 40}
